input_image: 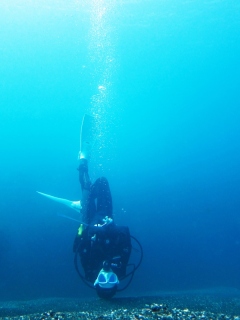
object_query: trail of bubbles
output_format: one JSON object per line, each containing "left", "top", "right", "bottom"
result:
{"left": 87, "top": 0, "right": 117, "bottom": 165}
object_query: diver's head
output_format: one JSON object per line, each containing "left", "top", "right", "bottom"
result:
{"left": 94, "top": 268, "right": 119, "bottom": 299}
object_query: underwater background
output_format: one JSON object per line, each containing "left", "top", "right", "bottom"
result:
{"left": 0, "top": 0, "right": 240, "bottom": 301}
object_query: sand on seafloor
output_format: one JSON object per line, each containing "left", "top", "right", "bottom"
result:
{"left": 1, "top": 292, "right": 240, "bottom": 320}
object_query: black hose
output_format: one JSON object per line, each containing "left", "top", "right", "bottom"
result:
{"left": 117, "top": 235, "right": 143, "bottom": 292}
{"left": 74, "top": 249, "right": 95, "bottom": 289}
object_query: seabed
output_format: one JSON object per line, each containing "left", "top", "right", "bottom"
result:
{"left": 1, "top": 288, "right": 240, "bottom": 319}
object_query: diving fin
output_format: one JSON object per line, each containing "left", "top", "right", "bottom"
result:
{"left": 78, "top": 114, "right": 97, "bottom": 161}
{"left": 37, "top": 191, "right": 81, "bottom": 212}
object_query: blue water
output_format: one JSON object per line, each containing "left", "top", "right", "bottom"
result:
{"left": 0, "top": 0, "right": 240, "bottom": 301}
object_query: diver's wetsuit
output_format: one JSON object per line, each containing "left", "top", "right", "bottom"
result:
{"left": 73, "top": 159, "right": 131, "bottom": 283}
{"left": 87, "top": 179, "right": 113, "bottom": 225}
{"left": 77, "top": 158, "right": 112, "bottom": 225}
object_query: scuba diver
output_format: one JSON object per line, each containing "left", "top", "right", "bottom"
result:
{"left": 73, "top": 157, "right": 133, "bottom": 299}
{"left": 37, "top": 114, "right": 142, "bottom": 299}
{"left": 73, "top": 114, "right": 143, "bottom": 299}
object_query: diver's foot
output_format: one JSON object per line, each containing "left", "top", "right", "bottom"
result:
{"left": 77, "top": 157, "right": 88, "bottom": 173}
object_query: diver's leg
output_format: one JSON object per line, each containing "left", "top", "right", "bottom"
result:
{"left": 78, "top": 158, "right": 91, "bottom": 190}
{"left": 78, "top": 160, "right": 112, "bottom": 224}
{"left": 90, "top": 177, "right": 113, "bottom": 222}
{"left": 78, "top": 158, "right": 94, "bottom": 224}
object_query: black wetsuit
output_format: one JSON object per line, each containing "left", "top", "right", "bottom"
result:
{"left": 73, "top": 159, "right": 131, "bottom": 283}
